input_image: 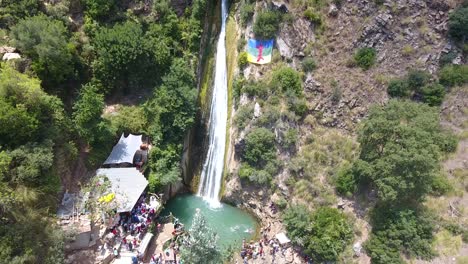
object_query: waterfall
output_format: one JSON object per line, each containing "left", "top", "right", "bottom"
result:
{"left": 197, "top": 0, "right": 228, "bottom": 207}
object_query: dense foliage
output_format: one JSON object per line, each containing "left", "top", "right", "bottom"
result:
{"left": 439, "top": 64, "right": 468, "bottom": 87}
{"left": 11, "top": 15, "right": 75, "bottom": 89}
{"left": 146, "top": 59, "right": 198, "bottom": 191}
{"left": 365, "top": 207, "right": 436, "bottom": 263}
{"left": 335, "top": 100, "right": 456, "bottom": 263}
{"left": 0, "top": 64, "right": 72, "bottom": 263}
{"left": 283, "top": 206, "right": 353, "bottom": 262}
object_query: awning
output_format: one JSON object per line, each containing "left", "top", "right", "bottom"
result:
{"left": 275, "top": 232, "right": 291, "bottom": 244}
{"left": 104, "top": 133, "right": 143, "bottom": 165}
{"left": 96, "top": 168, "right": 148, "bottom": 212}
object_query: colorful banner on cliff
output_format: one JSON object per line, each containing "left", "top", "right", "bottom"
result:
{"left": 247, "top": 39, "right": 274, "bottom": 64}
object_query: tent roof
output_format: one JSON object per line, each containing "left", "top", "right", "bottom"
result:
{"left": 104, "top": 133, "right": 143, "bottom": 165}
{"left": 96, "top": 168, "right": 148, "bottom": 213}
{"left": 275, "top": 232, "right": 291, "bottom": 244}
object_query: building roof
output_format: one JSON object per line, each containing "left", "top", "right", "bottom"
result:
{"left": 96, "top": 168, "right": 148, "bottom": 213}
{"left": 104, "top": 133, "right": 143, "bottom": 165}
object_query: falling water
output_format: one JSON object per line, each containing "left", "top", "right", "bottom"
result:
{"left": 197, "top": 0, "right": 228, "bottom": 207}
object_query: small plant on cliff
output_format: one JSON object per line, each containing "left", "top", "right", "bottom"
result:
{"left": 243, "top": 127, "right": 276, "bottom": 166}
{"left": 421, "top": 83, "right": 446, "bottom": 106}
{"left": 253, "top": 11, "right": 282, "bottom": 39}
{"left": 353, "top": 47, "right": 377, "bottom": 70}
{"left": 238, "top": 51, "right": 248, "bottom": 69}
{"left": 240, "top": 3, "right": 255, "bottom": 26}
{"left": 302, "top": 57, "right": 317, "bottom": 72}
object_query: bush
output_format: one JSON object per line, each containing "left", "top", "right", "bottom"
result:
{"left": 240, "top": 3, "right": 255, "bottom": 26}
{"left": 421, "top": 83, "right": 446, "bottom": 106}
{"left": 303, "top": 9, "right": 323, "bottom": 26}
{"left": 83, "top": 0, "right": 117, "bottom": 21}
{"left": 302, "top": 57, "right": 317, "bottom": 72}
{"left": 242, "top": 81, "right": 269, "bottom": 98}
{"left": 283, "top": 206, "right": 353, "bottom": 262}
{"left": 238, "top": 51, "right": 248, "bottom": 69}
{"left": 354, "top": 47, "right": 377, "bottom": 70}
{"left": 439, "top": 64, "right": 468, "bottom": 87}
{"left": 407, "top": 70, "right": 430, "bottom": 92}
{"left": 243, "top": 127, "right": 276, "bottom": 166}
{"left": 448, "top": 7, "right": 468, "bottom": 42}
{"left": 287, "top": 96, "right": 308, "bottom": 117}
{"left": 238, "top": 163, "right": 272, "bottom": 184}
{"left": 335, "top": 164, "right": 356, "bottom": 196}
{"left": 234, "top": 104, "right": 254, "bottom": 129}
{"left": 387, "top": 79, "right": 410, "bottom": 97}
{"left": 253, "top": 11, "right": 282, "bottom": 39}
{"left": 430, "top": 175, "right": 452, "bottom": 195}
{"left": 282, "top": 129, "right": 298, "bottom": 149}
{"left": 271, "top": 67, "right": 302, "bottom": 95}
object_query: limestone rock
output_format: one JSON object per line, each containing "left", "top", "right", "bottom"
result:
{"left": 254, "top": 102, "right": 261, "bottom": 118}
{"left": 328, "top": 3, "right": 339, "bottom": 17}
{"left": 0, "top": 46, "right": 15, "bottom": 54}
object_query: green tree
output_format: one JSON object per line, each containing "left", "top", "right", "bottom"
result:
{"left": 180, "top": 209, "right": 223, "bottom": 264}
{"left": 253, "top": 11, "right": 282, "bottom": 39}
{"left": 365, "top": 207, "right": 435, "bottom": 264}
{"left": 354, "top": 47, "right": 377, "bottom": 70}
{"left": 283, "top": 206, "right": 353, "bottom": 262}
{"left": 448, "top": 7, "right": 468, "bottom": 43}
{"left": 93, "top": 21, "right": 170, "bottom": 93}
{"left": 354, "top": 100, "right": 456, "bottom": 203}
{"left": 72, "top": 84, "right": 105, "bottom": 144}
{"left": 243, "top": 127, "right": 276, "bottom": 166}
{"left": 0, "top": 99, "right": 39, "bottom": 147}
{"left": 11, "top": 15, "right": 74, "bottom": 87}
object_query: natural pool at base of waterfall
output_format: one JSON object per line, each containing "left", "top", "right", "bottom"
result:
{"left": 160, "top": 194, "right": 258, "bottom": 250}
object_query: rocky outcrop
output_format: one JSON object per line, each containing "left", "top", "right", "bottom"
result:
{"left": 277, "top": 18, "right": 315, "bottom": 59}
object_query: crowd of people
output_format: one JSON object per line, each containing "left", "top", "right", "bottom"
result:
{"left": 240, "top": 225, "right": 287, "bottom": 264}
{"left": 108, "top": 194, "right": 161, "bottom": 262}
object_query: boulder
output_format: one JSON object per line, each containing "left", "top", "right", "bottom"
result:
{"left": 254, "top": 102, "right": 261, "bottom": 118}
{"left": 2, "top": 53, "right": 21, "bottom": 61}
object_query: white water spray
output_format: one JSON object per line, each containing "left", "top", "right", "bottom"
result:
{"left": 197, "top": 0, "right": 228, "bottom": 207}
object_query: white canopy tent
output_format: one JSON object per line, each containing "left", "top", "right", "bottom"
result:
{"left": 96, "top": 168, "right": 148, "bottom": 213}
{"left": 275, "top": 232, "right": 291, "bottom": 245}
{"left": 104, "top": 133, "right": 143, "bottom": 165}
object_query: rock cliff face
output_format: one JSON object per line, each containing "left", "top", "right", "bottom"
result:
{"left": 223, "top": 0, "right": 466, "bottom": 263}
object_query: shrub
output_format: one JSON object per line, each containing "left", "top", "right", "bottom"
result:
{"left": 271, "top": 67, "right": 302, "bottom": 95}
{"left": 237, "top": 38, "right": 247, "bottom": 52}
{"left": 387, "top": 79, "right": 410, "bottom": 97}
{"left": 83, "top": 0, "right": 117, "bottom": 20}
{"left": 287, "top": 96, "right": 308, "bottom": 117}
{"left": 448, "top": 7, "right": 468, "bottom": 42}
{"left": 282, "top": 129, "right": 298, "bottom": 149}
{"left": 439, "top": 64, "right": 468, "bottom": 87}
{"left": 234, "top": 104, "right": 254, "bottom": 129}
{"left": 243, "top": 127, "right": 276, "bottom": 166}
{"left": 439, "top": 52, "right": 458, "bottom": 66}
{"left": 421, "top": 83, "right": 446, "bottom": 106}
{"left": 430, "top": 175, "right": 452, "bottom": 195}
{"left": 253, "top": 11, "right": 282, "bottom": 39}
{"left": 335, "top": 164, "right": 356, "bottom": 196}
{"left": 407, "top": 70, "right": 430, "bottom": 92}
{"left": 242, "top": 81, "right": 269, "bottom": 98}
{"left": 354, "top": 47, "right": 377, "bottom": 70}
{"left": 240, "top": 3, "right": 255, "bottom": 26}
{"left": 238, "top": 51, "right": 248, "bottom": 69}
{"left": 303, "top": 9, "right": 323, "bottom": 26}
{"left": 302, "top": 57, "right": 317, "bottom": 72}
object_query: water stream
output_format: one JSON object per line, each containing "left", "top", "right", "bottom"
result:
{"left": 197, "top": 0, "right": 228, "bottom": 207}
